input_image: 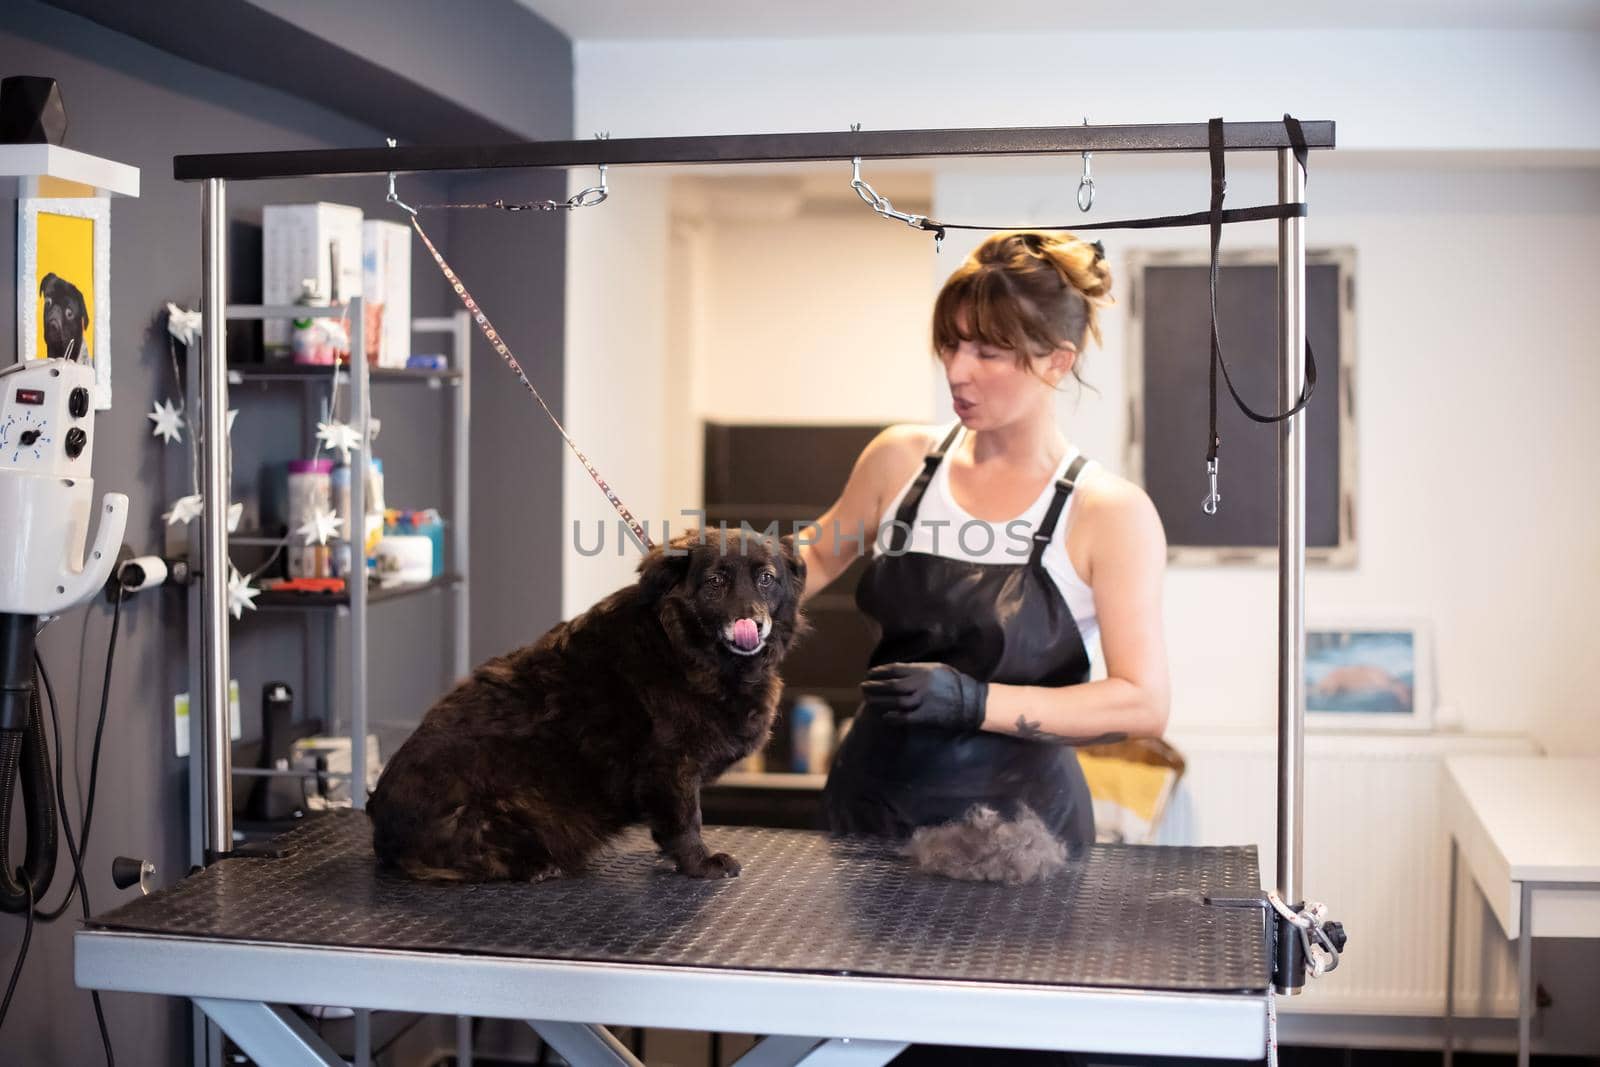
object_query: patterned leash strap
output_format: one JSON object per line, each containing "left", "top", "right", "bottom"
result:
{"left": 407, "top": 214, "right": 654, "bottom": 552}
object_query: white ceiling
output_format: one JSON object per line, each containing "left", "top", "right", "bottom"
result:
{"left": 518, "top": 0, "right": 1600, "bottom": 39}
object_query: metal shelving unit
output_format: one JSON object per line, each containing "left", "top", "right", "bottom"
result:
{"left": 184, "top": 300, "right": 472, "bottom": 869}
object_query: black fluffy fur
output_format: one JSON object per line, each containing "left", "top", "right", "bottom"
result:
{"left": 368, "top": 528, "right": 807, "bottom": 882}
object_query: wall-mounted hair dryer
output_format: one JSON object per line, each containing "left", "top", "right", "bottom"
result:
{"left": 0, "top": 355, "right": 127, "bottom": 912}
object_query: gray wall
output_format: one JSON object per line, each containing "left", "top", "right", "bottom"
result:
{"left": 0, "top": 2, "right": 571, "bottom": 1063}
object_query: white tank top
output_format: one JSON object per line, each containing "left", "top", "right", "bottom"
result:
{"left": 876, "top": 423, "right": 1101, "bottom": 655}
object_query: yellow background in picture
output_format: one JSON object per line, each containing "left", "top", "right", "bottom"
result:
{"left": 35, "top": 210, "right": 95, "bottom": 361}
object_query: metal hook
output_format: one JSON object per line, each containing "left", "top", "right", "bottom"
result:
{"left": 563, "top": 133, "right": 611, "bottom": 208}
{"left": 384, "top": 137, "right": 417, "bottom": 216}
{"left": 1077, "top": 118, "right": 1095, "bottom": 213}
{"left": 849, "top": 153, "right": 931, "bottom": 236}
{"left": 1202, "top": 458, "right": 1220, "bottom": 515}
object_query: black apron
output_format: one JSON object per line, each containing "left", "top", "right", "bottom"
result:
{"left": 823, "top": 424, "right": 1097, "bottom": 845}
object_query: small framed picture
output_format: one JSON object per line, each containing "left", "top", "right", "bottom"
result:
{"left": 16, "top": 196, "right": 112, "bottom": 408}
{"left": 1305, "top": 618, "right": 1433, "bottom": 732}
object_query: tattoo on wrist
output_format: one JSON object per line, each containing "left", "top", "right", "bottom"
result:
{"left": 1010, "top": 716, "right": 1129, "bottom": 748}
{"left": 1013, "top": 715, "right": 1060, "bottom": 744}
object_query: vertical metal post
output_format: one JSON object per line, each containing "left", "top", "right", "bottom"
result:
{"left": 1517, "top": 881, "right": 1533, "bottom": 1067}
{"left": 1444, "top": 838, "right": 1458, "bottom": 1065}
{"left": 350, "top": 297, "right": 369, "bottom": 812}
{"left": 453, "top": 308, "right": 472, "bottom": 677}
{"left": 354, "top": 1008, "right": 372, "bottom": 1067}
{"left": 1274, "top": 146, "right": 1308, "bottom": 994}
{"left": 200, "top": 177, "right": 234, "bottom": 861}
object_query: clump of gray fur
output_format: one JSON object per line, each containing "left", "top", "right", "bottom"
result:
{"left": 904, "top": 804, "right": 1067, "bottom": 885}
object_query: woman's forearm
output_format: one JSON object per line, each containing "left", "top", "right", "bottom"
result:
{"left": 982, "top": 677, "right": 1167, "bottom": 744}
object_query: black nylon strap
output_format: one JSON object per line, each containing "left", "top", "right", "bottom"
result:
{"left": 1205, "top": 114, "right": 1318, "bottom": 479}
{"left": 1029, "top": 454, "right": 1091, "bottom": 568}
{"left": 918, "top": 201, "right": 1306, "bottom": 242}
{"left": 888, "top": 423, "right": 964, "bottom": 552}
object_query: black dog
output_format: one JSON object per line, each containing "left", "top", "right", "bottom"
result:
{"left": 368, "top": 528, "right": 807, "bottom": 881}
{"left": 39, "top": 272, "right": 88, "bottom": 361}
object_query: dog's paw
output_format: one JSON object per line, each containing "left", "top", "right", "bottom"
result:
{"left": 680, "top": 851, "right": 741, "bottom": 879}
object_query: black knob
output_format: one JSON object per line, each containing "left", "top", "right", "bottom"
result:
{"left": 65, "top": 427, "right": 86, "bottom": 458}
{"left": 1323, "top": 921, "right": 1347, "bottom": 951}
{"left": 111, "top": 856, "right": 154, "bottom": 894}
{"left": 18, "top": 428, "right": 40, "bottom": 447}
{"left": 68, "top": 386, "right": 89, "bottom": 418}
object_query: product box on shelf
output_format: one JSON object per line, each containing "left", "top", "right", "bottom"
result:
{"left": 262, "top": 202, "right": 364, "bottom": 356}
{"left": 362, "top": 220, "right": 412, "bottom": 369}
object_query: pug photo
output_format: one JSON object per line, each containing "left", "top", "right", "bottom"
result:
{"left": 39, "top": 272, "right": 88, "bottom": 361}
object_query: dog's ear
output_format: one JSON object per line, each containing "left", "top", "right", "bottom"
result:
{"left": 39, "top": 272, "right": 58, "bottom": 296}
{"left": 778, "top": 532, "right": 807, "bottom": 590}
{"left": 637, "top": 529, "right": 700, "bottom": 601}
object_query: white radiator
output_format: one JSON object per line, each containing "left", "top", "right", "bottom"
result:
{"left": 1159, "top": 730, "right": 1539, "bottom": 1017}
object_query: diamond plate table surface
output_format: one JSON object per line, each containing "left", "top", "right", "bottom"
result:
{"left": 89, "top": 812, "right": 1268, "bottom": 994}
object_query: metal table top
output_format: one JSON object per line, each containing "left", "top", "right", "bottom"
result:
{"left": 77, "top": 812, "right": 1273, "bottom": 1060}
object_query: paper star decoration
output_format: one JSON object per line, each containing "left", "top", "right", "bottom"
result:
{"left": 165, "top": 303, "right": 202, "bottom": 348}
{"left": 164, "top": 496, "right": 243, "bottom": 530}
{"left": 296, "top": 506, "right": 343, "bottom": 546}
{"left": 148, "top": 399, "right": 185, "bottom": 445}
{"left": 164, "top": 494, "right": 203, "bottom": 526}
{"left": 227, "top": 565, "right": 260, "bottom": 620}
{"left": 315, "top": 420, "right": 362, "bottom": 462}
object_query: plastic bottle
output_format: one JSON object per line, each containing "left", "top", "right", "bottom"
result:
{"left": 790, "top": 694, "right": 835, "bottom": 774}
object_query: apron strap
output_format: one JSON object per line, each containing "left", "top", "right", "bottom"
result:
{"left": 1029, "top": 454, "right": 1091, "bottom": 568}
{"left": 888, "top": 423, "right": 964, "bottom": 552}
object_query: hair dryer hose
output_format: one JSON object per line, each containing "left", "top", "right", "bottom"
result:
{"left": 0, "top": 670, "right": 58, "bottom": 914}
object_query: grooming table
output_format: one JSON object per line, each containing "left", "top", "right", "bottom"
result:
{"left": 76, "top": 812, "right": 1272, "bottom": 1066}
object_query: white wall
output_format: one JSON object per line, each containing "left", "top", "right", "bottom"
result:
{"left": 574, "top": 30, "right": 1600, "bottom": 152}
{"left": 562, "top": 168, "right": 676, "bottom": 617}
{"left": 695, "top": 212, "right": 936, "bottom": 426}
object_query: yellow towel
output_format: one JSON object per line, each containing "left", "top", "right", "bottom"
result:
{"left": 1077, "top": 738, "right": 1186, "bottom": 844}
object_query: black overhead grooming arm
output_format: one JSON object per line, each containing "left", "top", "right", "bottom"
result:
{"left": 174, "top": 120, "right": 1335, "bottom": 181}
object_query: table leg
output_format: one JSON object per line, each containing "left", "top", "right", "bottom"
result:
{"left": 529, "top": 1021, "right": 646, "bottom": 1067}
{"left": 193, "top": 998, "right": 346, "bottom": 1067}
{"left": 795, "top": 1039, "right": 909, "bottom": 1066}
{"left": 1518, "top": 880, "right": 1533, "bottom": 1067}
{"left": 1444, "top": 837, "right": 1458, "bottom": 1067}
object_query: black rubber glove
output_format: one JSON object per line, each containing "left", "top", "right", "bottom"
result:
{"left": 860, "top": 661, "right": 988, "bottom": 731}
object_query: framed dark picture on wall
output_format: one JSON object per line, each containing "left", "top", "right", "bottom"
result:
{"left": 1124, "top": 246, "right": 1357, "bottom": 566}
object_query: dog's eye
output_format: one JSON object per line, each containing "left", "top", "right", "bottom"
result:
{"left": 705, "top": 572, "right": 726, "bottom": 589}
{"left": 64, "top": 307, "right": 75, "bottom": 319}
{"left": 756, "top": 571, "right": 775, "bottom": 588}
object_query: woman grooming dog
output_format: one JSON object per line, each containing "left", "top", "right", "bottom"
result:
{"left": 807, "top": 231, "right": 1171, "bottom": 871}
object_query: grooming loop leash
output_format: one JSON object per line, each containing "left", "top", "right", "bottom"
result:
{"left": 385, "top": 145, "right": 652, "bottom": 552}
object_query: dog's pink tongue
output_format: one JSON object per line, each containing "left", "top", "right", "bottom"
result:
{"left": 732, "top": 618, "right": 761, "bottom": 651}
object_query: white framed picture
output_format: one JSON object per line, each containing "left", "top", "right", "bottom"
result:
{"left": 16, "top": 196, "right": 113, "bottom": 408}
{"left": 1305, "top": 617, "right": 1434, "bottom": 732}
